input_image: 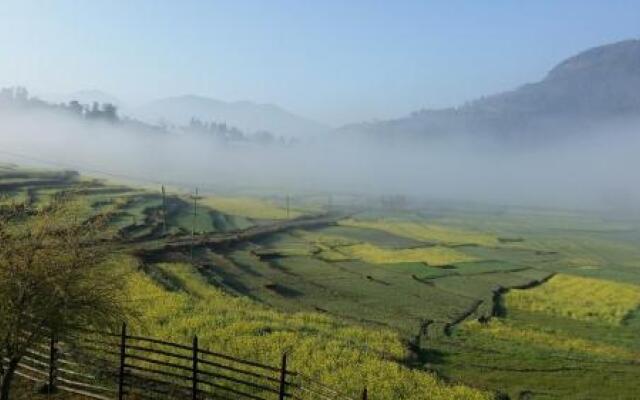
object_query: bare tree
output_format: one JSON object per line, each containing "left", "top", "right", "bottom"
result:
{"left": 0, "top": 197, "right": 130, "bottom": 400}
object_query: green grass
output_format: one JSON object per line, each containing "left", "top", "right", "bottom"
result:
{"left": 4, "top": 166, "right": 640, "bottom": 399}
{"left": 117, "top": 256, "right": 490, "bottom": 400}
{"left": 199, "top": 195, "right": 299, "bottom": 220}
{"left": 462, "top": 318, "right": 638, "bottom": 360}
{"left": 339, "top": 218, "right": 499, "bottom": 246}
{"left": 340, "top": 243, "right": 475, "bottom": 266}
{"left": 435, "top": 301, "right": 640, "bottom": 399}
{"left": 507, "top": 273, "right": 640, "bottom": 325}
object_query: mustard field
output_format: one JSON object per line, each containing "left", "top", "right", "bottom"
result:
{"left": 339, "top": 218, "right": 499, "bottom": 246}
{"left": 3, "top": 166, "right": 640, "bottom": 399}
{"left": 339, "top": 243, "right": 475, "bottom": 266}
{"left": 115, "top": 256, "right": 490, "bottom": 400}
{"left": 506, "top": 273, "right": 640, "bottom": 325}
{"left": 199, "top": 195, "right": 300, "bottom": 220}
{"left": 461, "top": 318, "right": 638, "bottom": 361}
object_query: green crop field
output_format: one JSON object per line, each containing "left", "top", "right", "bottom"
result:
{"left": 2, "top": 165, "right": 639, "bottom": 399}
{"left": 507, "top": 273, "right": 640, "bottom": 325}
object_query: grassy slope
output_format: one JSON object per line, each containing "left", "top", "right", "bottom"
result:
{"left": 3, "top": 167, "right": 640, "bottom": 399}
{"left": 412, "top": 208, "right": 640, "bottom": 399}
{"left": 117, "top": 256, "right": 489, "bottom": 400}
{"left": 507, "top": 273, "right": 640, "bottom": 325}
{"left": 199, "top": 196, "right": 300, "bottom": 220}
{"left": 1, "top": 168, "right": 489, "bottom": 399}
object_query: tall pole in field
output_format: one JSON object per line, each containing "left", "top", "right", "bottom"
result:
{"left": 286, "top": 194, "right": 290, "bottom": 219}
{"left": 161, "top": 185, "right": 167, "bottom": 235}
{"left": 192, "top": 187, "right": 198, "bottom": 237}
{"left": 191, "top": 188, "right": 199, "bottom": 262}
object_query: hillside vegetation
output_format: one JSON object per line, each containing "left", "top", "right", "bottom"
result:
{"left": 507, "top": 273, "right": 640, "bottom": 325}
{"left": 2, "top": 165, "right": 640, "bottom": 399}
{"left": 117, "top": 256, "right": 489, "bottom": 399}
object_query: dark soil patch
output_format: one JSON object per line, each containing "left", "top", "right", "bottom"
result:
{"left": 264, "top": 283, "right": 303, "bottom": 298}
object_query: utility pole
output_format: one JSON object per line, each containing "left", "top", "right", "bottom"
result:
{"left": 193, "top": 187, "right": 199, "bottom": 235}
{"left": 191, "top": 188, "right": 199, "bottom": 262}
{"left": 161, "top": 185, "right": 167, "bottom": 235}
{"left": 286, "top": 194, "right": 290, "bottom": 219}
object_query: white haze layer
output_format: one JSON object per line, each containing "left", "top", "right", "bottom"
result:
{"left": 1, "top": 107, "right": 639, "bottom": 213}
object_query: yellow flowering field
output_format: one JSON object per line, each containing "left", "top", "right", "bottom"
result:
{"left": 506, "top": 274, "right": 640, "bottom": 325}
{"left": 339, "top": 218, "right": 498, "bottom": 246}
{"left": 340, "top": 243, "right": 475, "bottom": 266}
{"left": 199, "top": 196, "right": 299, "bottom": 220}
{"left": 462, "top": 319, "right": 638, "bottom": 361}
{"left": 111, "top": 256, "right": 489, "bottom": 400}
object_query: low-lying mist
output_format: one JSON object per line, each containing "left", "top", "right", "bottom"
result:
{"left": 1, "top": 106, "right": 639, "bottom": 214}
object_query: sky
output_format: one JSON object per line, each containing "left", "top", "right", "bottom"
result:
{"left": 0, "top": 1, "right": 638, "bottom": 126}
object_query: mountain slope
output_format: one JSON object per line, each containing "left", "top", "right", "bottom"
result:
{"left": 133, "top": 95, "right": 328, "bottom": 138}
{"left": 343, "top": 39, "right": 640, "bottom": 142}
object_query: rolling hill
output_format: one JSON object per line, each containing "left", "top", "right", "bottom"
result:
{"left": 342, "top": 39, "right": 640, "bottom": 144}
{"left": 133, "top": 95, "right": 328, "bottom": 138}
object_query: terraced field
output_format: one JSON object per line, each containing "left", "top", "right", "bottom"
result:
{"left": 507, "top": 273, "right": 640, "bottom": 325}
{"left": 2, "top": 164, "right": 639, "bottom": 399}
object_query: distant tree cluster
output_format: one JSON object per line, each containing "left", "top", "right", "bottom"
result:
{"left": 0, "top": 87, "right": 49, "bottom": 109}
{"left": 187, "top": 117, "right": 293, "bottom": 146}
{"left": 67, "top": 100, "right": 119, "bottom": 123}
{"left": 188, "top": 118, "right": 245, "bottom": 141}
{"left": 0, "top": 87, "right": 29, "bottom": 104}
{"left": 0, "top": 86, "right": 119, "bottom": 123}
{"left": 0, "top": 86, "right": 297, "bottom": 146}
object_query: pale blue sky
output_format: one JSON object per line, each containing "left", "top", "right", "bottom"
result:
{"left": 0, "top": 1, "right": 638, "bottom": 125}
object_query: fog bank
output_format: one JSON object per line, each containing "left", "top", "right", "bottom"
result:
{"left": 1, "top": 107, "right": 639, "bottom": 213}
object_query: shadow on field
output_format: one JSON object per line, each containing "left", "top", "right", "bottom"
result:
{"left": 414, "top": 347, "right": 447, "bottom": 365}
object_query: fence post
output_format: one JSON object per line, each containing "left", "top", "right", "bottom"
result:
{"left": 362, "top": 387, "right": 368, "bottom": 400}
{"left": 278, "top": 353, "right": 287, "bottom": 400}
{"left": 192, "top": 335, "right": 198, "bottom": 400}
{"left": 47, "top": 332, "right": 57, "bottom": 394}
{"left": 118, "top": 322, "right": 127, "bottom": 400}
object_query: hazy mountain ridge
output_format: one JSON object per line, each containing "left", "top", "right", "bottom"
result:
{"left": 0, "top": 88, "right": 294, "bottom": 146}
{"left": 36, "top": 91, "right": 328, "bottom": 139}
{"left": 343, "top": 39, "right": 640, "bottom": 143}
{"left": 133, "top": 95, "right": 329, "bottom": 138}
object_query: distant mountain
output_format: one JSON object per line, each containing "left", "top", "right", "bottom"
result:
{"left": 342, "top": 39, "right": 640, "bottom": 143}
{"left": 133, "top": 95, "right": 328, "bottom": 138}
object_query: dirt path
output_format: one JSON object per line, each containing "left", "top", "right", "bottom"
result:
{"left": 134, "top": 212, "right": 349, "bottom": 258}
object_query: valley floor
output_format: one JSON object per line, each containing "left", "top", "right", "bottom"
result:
{"left": 2, "top": 164, "right": 639, "bottom": 399}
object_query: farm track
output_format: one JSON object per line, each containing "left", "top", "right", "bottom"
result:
{"left": 419, "top": 272, "right": 558, "bottom": 338}
{"left": 416, "top": 265, "right": 534, "bottom": 281}
{"left": 450, "top": 363, "right": 608, "bottom": 373}
{"left": 133, "top": 212, "right": 350, "bottom": 259}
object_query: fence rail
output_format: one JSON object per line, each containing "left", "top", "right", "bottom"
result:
{"left": 3, "top": 324, "right": 368, "bottom": 400}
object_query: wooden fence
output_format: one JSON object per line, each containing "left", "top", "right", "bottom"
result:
{"left": 3, "top": 324, "right": 368, "bottom": 400}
